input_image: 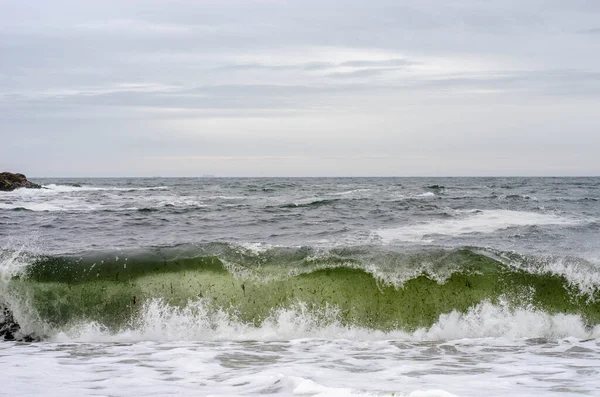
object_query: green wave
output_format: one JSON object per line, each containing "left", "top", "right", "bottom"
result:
{"left": 3, "top": 244, "right": 600, "bottom": 337}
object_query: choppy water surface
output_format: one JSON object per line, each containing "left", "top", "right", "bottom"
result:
{"left": 1, "top": 177, "right": 600, "bottom": 396}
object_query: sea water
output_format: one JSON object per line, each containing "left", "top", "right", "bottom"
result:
{"left": 1, "top": 177, "right": 599, "bottom": 396}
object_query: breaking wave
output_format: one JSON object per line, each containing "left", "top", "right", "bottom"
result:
{"left": 1, "top": 243, "right": 599, "bottom": 342}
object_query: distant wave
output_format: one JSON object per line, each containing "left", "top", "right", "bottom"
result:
{"left": 0, "top": 202, "right": 73, "bottom": 212}
{"left": 331, "top": 189, "right": 372, "bottom": 196}
{"left": 137, "top": 207, "right": 159, "bottom": 213}
{"left": 503, "top": 194, "right": 538, "bottom": 200}
{"left": 0, "top": 183, "right": 167, "bottom": 195}
{"left": 280, "top": 198, "right": 341, "bottom": 208}
{"left": 0, "top": 195, "right": 206, "bottom": 213}
{"left": 38, "top": 184, "right": 170, "bottom": 193}
{"left": 548, "top": 197, "right": 600, "bottom": 202}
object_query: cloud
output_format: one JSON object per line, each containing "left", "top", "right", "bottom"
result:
{"left": 75, "top": 19, "right": 195, "bottom": 34}
{"left": 219, "top": 58, "right": 415, "bottom": 72}
{"left": 326, "top": 68, "right": 394, "bottom": 79}
{"left": 339, "top": 59, "right": 415, "bottom": 68}
{"left": 4, "top": 67, "right": 600, "bottom": 114}
{"left": 1, "top": 0, "right": 600, "bottom": 175}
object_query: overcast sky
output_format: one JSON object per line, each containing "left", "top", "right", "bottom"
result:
{"left": 2, "top": 0, "right": 600, "bottom": 176}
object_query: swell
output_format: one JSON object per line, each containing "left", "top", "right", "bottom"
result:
{"left": 279, "top": 199, "right": 341, "bottom": 208}
{"left": 2, "top": 244, "right": 600, "bottom": 340}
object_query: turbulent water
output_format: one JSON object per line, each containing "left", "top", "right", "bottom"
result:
{"left": 1, "top": 177, "right": 600, "bottom": 396}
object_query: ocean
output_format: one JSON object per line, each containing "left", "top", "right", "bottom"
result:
{"left": 1, "top": 177, "right": 599, "bottom": 396}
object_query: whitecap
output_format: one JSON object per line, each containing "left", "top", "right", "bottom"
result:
{"left": 377, "top": 210, "right": 581, "bottom": 243}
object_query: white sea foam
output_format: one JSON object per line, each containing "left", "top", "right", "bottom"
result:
{"left": 331, "top": 188, "right": 372, "bottom": 196}
{"left": 43, "top": 184, "right": 105, "bottom": 192}
{"left": 0, "top": 184, "right": 169, "bottom": 195}
{"left": 51, "top": 298, "right": 600, "bottom": 344}
{"left": 378, "top": 210, "right": 580, "bottom": 243}
{"left": 42, "top": 184, "right": 170, "bottom": 192}
{"left": 0, "top": 190, "right": 200, "bottom": 212}
{"left": 0, "top": 340, "right": 470, "bottom": 397}
{"left": 204, "top": 195, "right": 248, "bottom": 200}
{"left": 2, "top": 336, "right": 596, "bottom": 397}
{"left": 290, "top": 377, "right": 456, "bottom": 397}
{"left": 158, "top": 198, "right": 206, "bottom": 208}
{"left": 238, "top": 242, "right": 275, "bottom": 255}
{"left": 0, "top": 201, "right": 204, "bottom": 212}
{"left": 0, "top": 201, "right": 97, "bottom": 212}
{"left": 0, "top": 183, "right": 162, "bottom": 213}
{"left": 0, "top": 202, "right": 60, "bottom": 212}
{"left": 6, "top": 291, "right": 600, "bottom": 397}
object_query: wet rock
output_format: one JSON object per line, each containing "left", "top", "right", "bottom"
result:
{"left": 0, "top": 307, "right": 39, "bottom": 342}
{"left": 0, "top": 172, "right": 42, "bottom": 191}
{"left": 0, "top": 307, "right": 16, "bottom": 340}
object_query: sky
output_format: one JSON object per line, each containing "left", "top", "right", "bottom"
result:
{"left": 1, "top": 0, "right": 600, "bottom": 177}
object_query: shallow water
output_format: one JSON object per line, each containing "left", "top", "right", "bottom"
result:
{"left": 3, "top": 338, "right": 599, "bottom": 396}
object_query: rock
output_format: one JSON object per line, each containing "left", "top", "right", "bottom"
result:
{"left": 0, "top": 172, "right": 42, "bottom": 191}
{"left": 0, "top": 306, "right": 39, "bottom": 342}
{"left": 0, "top": 307, "right": 17, "bottom": 340}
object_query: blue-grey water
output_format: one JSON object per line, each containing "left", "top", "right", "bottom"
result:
{"left": 1, "top": 177, "right": 599, "bottom": 254}
{"left": 1, "top": 177, "right": 599, "bottom": 396}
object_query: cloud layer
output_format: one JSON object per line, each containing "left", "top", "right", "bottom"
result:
{"left": 1, "top": 0, "right": 600, "bottom": 176}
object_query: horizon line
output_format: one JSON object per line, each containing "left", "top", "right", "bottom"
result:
{"left": 25, "top": 175, "right": 600, "bottom": 179}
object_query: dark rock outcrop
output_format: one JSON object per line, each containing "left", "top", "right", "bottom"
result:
{"left": 0, "top": 307, "right": 19, "bottom": 341}
{"left": 1, "top": 307, "right": 38, "bottom": 342}
{"left": 0, "top": 172, "right": 41, "bottom": 191}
